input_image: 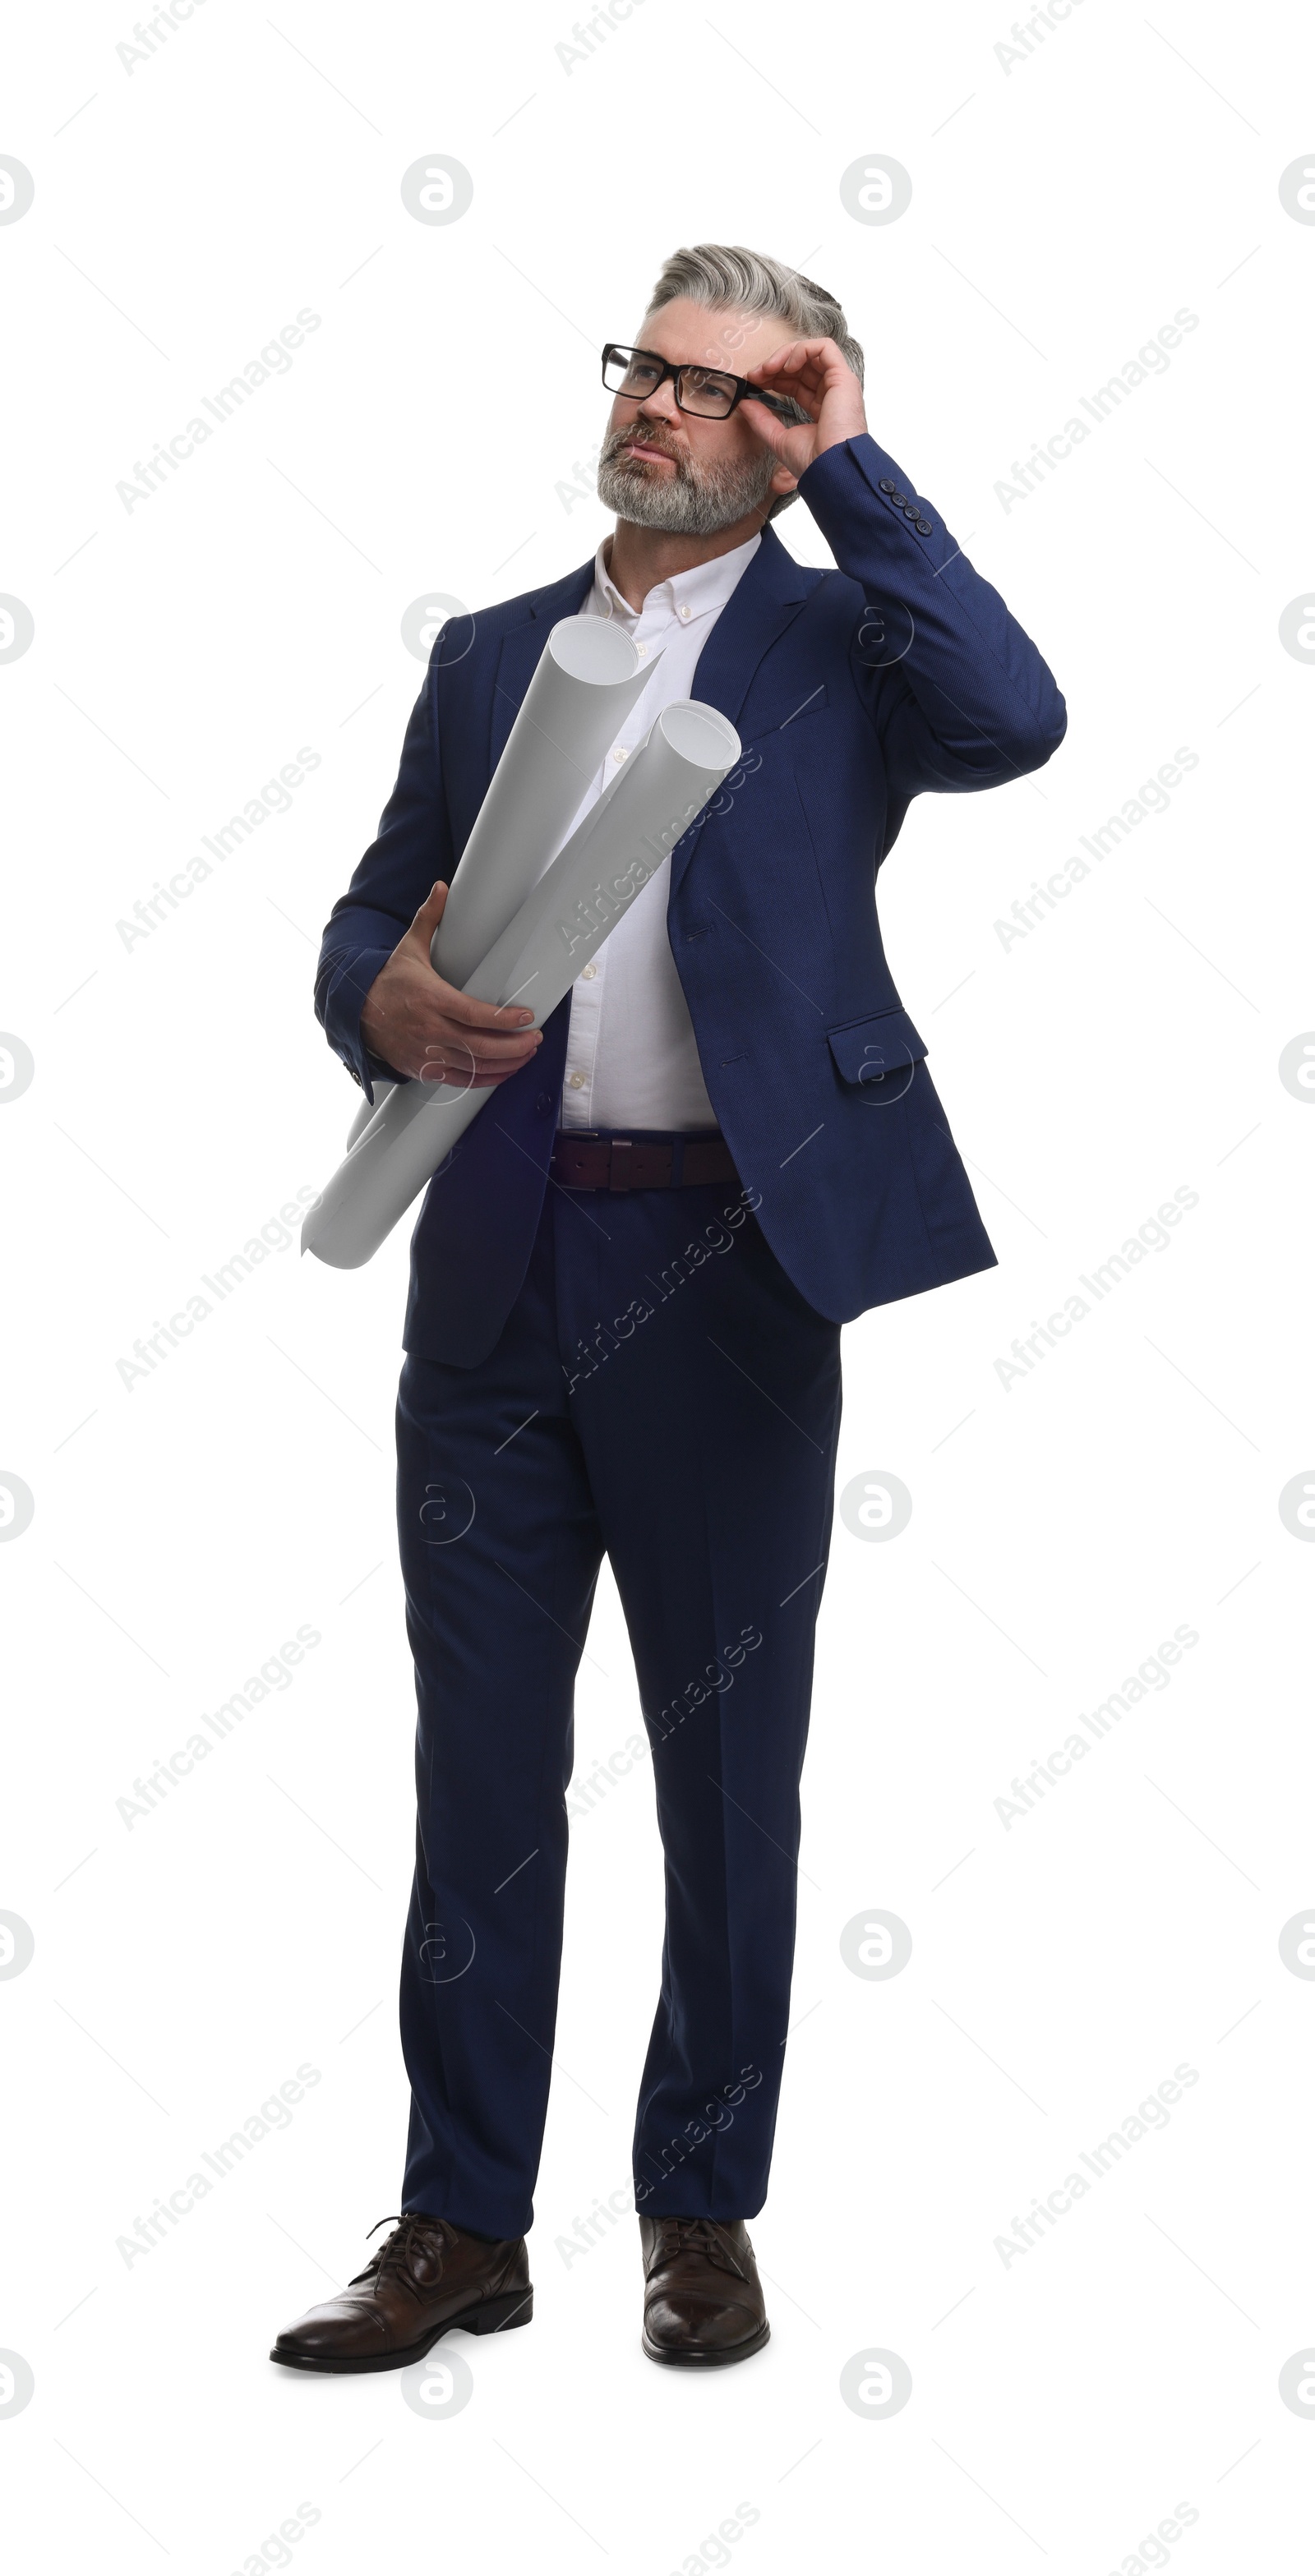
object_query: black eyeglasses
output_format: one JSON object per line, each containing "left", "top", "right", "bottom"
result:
{"left": 602, "top": 343, "right": 804, "bottom": 423}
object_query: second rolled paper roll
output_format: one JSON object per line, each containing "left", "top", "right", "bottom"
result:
{"left": 464, "top": 700, "right": 740, "bottom": 1021}
{"left": 429, "top": 615, "right": 658, "bottom": 989}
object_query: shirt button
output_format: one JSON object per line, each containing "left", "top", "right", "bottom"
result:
{"left": 635, "top": 641, "right": 648, "bottom": 657}
{"left": 611, "top": 744, "right": 629, "bottom": 763}
{"left": 581, "top": 962, "right": 598, "bottom": 979}
{"left": 678, "top": 603, "right": 691, "bottom": 620}
{"left": 567, "top": 1071, "right": 585, "bottom": 1089}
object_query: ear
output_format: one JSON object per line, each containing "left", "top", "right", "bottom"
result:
{"left": 769, "top": 461, "right": 799, "bottom": 498}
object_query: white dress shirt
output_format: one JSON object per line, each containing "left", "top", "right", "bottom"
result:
{"left": 553, "top": 528, "right": 761, "bottom": 1132}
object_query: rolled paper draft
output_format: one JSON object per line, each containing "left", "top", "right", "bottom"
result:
{"left": 302, "top": 700, "right": 741, "bottom": 1270}
{"left": 345, "top": 1085, "right": 390, "bottom": 1150}
{"left": 341, "top": 722, "right": 644, "bottom": 1165}
{"left": 335, "top": 617, "right": 652, "bottom": 1159}
{"left": 465, "top": 701, "right": 739, "bottom": 1021}
{"left": 430, "top": 615, "right": 658, "bottom": 988}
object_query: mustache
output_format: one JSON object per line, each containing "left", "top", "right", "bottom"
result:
{"left": 601, "top": 422, "right": 690, "bottom": 474}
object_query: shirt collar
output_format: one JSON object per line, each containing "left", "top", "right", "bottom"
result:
{"left": 593, "top": 527, "right": 761, "bottom": 626}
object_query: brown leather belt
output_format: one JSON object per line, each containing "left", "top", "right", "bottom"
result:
{"left": 550, "top": 1131, "right": 739, "bottom": 1192}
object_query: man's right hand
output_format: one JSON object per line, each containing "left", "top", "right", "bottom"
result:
{"left": 358, "top": 881, "right": 544, "bottom": 1089}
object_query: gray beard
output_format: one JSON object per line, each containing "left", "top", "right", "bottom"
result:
{"left": 596, "top": 425, "right": 777, "bottom": 537}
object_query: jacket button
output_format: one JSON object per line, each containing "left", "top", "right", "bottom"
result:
{"left": 536, "top": 1092, "right": 552, "bottom": 1113}
{"left": 902, "top": 504, "right": 919, "bottom": 519}
{"left": 916, "top": 518, "right": 932, "bottom": 535}
{"left": 879, "top": 477, "right": 896, "bottom": 494}
{"left": 889, "top": 490, "right": 906, "bottom": 506}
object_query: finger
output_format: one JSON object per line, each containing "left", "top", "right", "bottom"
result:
{"left": 408, "top": 879, "right": 450, "bottom": 942}
{"left": 462, "top": 1030, "right": 544, "bottom": 1064}
{"left": 752, "top": 364, "right": 824, "bottom": 410}
{"left": 441, "top": 986, "right": 539, "bottom": 1031}
{"left": 750, "top": 335, "right": 839, "bottom": 373}
{"left": 736, "top": 397, "right": 801, "bottom": 454}
{"left": 742, "top": 380, "right": 816, "bottom": 423}
{"left": 472, "top": 1056, "right": 538, "bottom": 1085}
{"left": 745, "top": 369, "right": 822, "bottom": 421}
{"left": 422, "top": 1020, "right": 543, "bottom": 1064}
{"left": 748, "top": 346, "right": 832, "bottom": 398}
{"left": 418, "top": 1044, "right": 539, "bottom": 1087}
{"left": 747, "top": 350, "right": 804, "bottom": 383}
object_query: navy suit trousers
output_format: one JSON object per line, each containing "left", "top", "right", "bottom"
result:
{"left": 395, "top": 1159, "right": 842, "bottom": 2235}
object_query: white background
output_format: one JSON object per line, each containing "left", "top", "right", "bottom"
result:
{"left": 2, "top": 1, "right": 1314, "bottom": 2567}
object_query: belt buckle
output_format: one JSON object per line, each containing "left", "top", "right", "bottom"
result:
{"left": 607, "top": 1139, "right": 633, "bottom": 1192}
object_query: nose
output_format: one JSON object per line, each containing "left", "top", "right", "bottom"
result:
{"left": 634, "top": 378, "right": 681, "bottom": 426}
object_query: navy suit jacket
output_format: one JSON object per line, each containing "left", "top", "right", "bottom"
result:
{"left": 316, "top": 432, "right": 1066, "bottom": 1367}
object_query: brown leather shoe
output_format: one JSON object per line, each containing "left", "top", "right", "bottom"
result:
{"left": 270, "top": 2212, "right": 533, "bottom": 2374}
{"left": 639, "top": 2216, "right": 770, "bottom": 2367}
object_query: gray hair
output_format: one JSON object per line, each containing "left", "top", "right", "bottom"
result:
{"left": 644, "top": 243, "right": 864, "bottom": 518}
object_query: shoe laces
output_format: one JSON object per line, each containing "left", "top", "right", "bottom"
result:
{"left": 350, "top": 2211, "right": 451, "bottom": 2300}
{"left": 654, "top": 2217, "right": 745, "bottom": 2277}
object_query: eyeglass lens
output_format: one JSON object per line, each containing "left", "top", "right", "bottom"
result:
{"left": 603, "top": 348, "right": 739, "bottom": 417}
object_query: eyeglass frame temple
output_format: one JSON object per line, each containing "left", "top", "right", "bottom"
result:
{"left": 600, "top": 343, "right": 801, "bottom": 423}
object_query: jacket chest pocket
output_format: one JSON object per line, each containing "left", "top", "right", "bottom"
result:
{"left": 740, "top": 683, "right": 830, "bottom": 751}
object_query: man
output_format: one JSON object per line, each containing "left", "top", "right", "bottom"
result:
{"left": 272, "top": 244, "right": 1065, "bottom": 2376}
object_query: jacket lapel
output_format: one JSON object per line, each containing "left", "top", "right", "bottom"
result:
{"left": 670, "top": 525, "right": 813, "bottom": 896}
{"left": 487, "top": 559, "right": 595, "bottom": 776}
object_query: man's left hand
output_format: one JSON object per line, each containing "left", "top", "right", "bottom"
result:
{"left": 740, "top": 337, "right": 868, "bottom": 481}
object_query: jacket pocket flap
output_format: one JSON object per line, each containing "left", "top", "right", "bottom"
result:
{"left": 828, "top": 1007, "right": 928, "bottom": 1085}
